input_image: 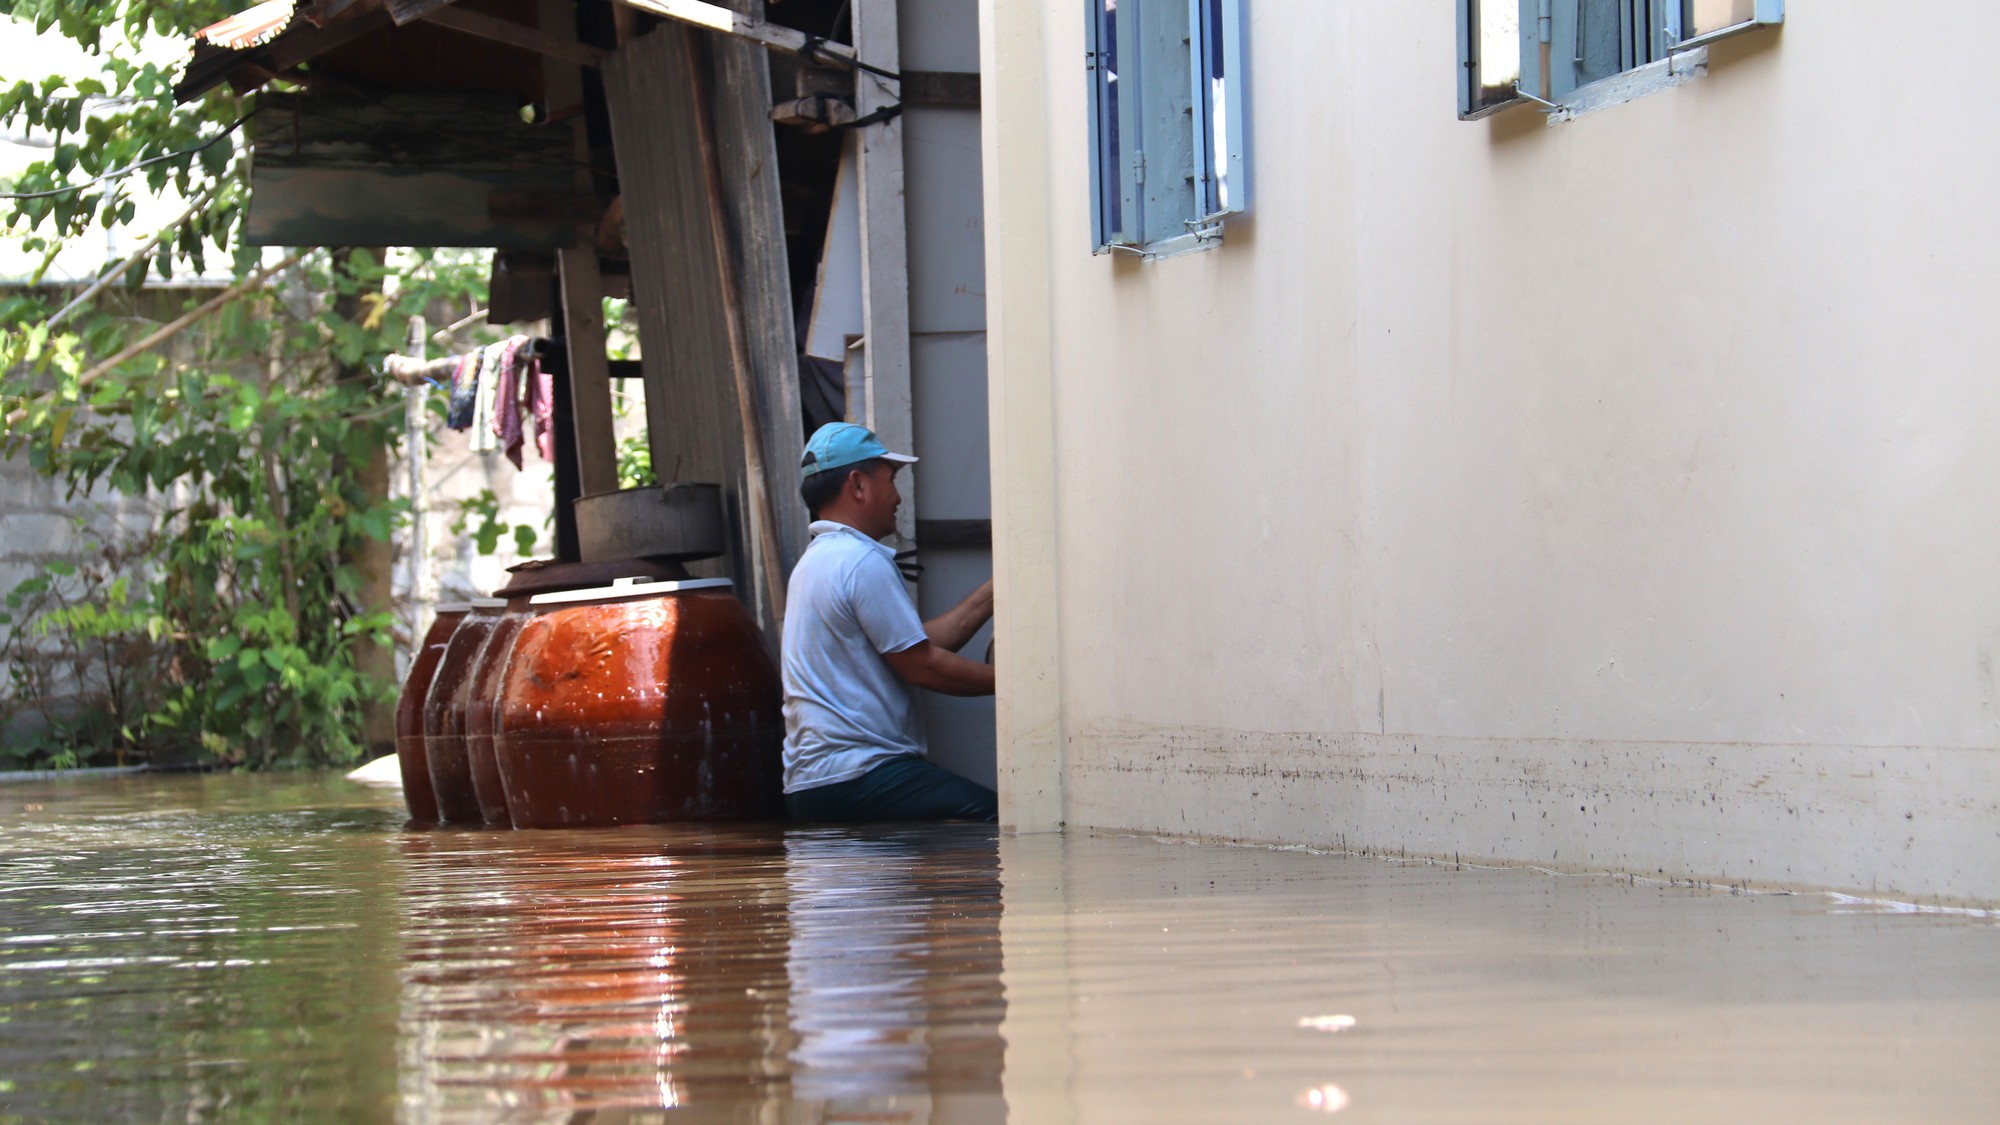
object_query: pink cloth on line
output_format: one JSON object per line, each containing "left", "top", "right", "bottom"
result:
{"left": 527, "top": 354, "right": 556, "bottom": 464}
{"left": 493, "top": 334, "right": 528, "bottom": 469}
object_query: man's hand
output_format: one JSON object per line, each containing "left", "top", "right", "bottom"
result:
{"left": 883, "top": 640, "right": 996, "bottom": 697}
{"left": 924, "top": 579, "right": 994, "bottom": 653}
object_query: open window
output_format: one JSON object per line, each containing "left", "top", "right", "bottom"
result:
{"left": 1458, "top": 0, "right": 1783, "bottom": 121}
{"left": 1087, "top": 0, "right": 1249, "bottom": 258}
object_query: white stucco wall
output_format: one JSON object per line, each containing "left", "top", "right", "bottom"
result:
{"left": 984, "top": 2, "right": 2000, "bottom": 903}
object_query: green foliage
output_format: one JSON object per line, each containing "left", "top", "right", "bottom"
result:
{"left": 0, "top": 7, "right": 493, "bottom": 768}
{"left": 451, "top": 489, "right": 541, "bottom": 559}
{"left": 616, "top": 432, "right": 654, "bottom": 490}
{"left": 1, "top": 2, "right": 247, "bottom": 273}
{"left": 0, "top": 537, "right": 164, "bottom": 768}
{"left": 605, "top": 300, "right": 652, "bottom": 488}
{"left": 1, "top": 261, "right": 430, "bottom": 768}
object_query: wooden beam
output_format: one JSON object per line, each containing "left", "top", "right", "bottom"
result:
{"left": 486, "top": 191, "right": 607, "bottom": 225}
{"left": 385, "top": 0, "right": 459, "bottom": 24}
{"left": 265, "top": 8, "right": 392, "bottom": 71}
{"left": 614, "top": 0, "right": 873, "bottom": 72}
{"left": 539, "top": 0, "right": 619, "bottom": 497}
{"left": 853, "top": 0, "right": 916, "bottom": 546}
{"left": 422, "top": 5, "right": 609, "bottom": 68}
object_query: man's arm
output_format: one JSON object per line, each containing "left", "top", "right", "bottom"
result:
{"left": 923, "top": 579, "right": 994, "bottom": 653}
{"left": 883, "top": 640, "right": 996, "bottom": 696}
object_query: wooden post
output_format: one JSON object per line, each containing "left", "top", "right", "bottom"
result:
{"left": 600, "top": 9, "right": 810, "bottom": 643}
{"left": 403, "top": 315, "right": 435, "bottom": 659}
{"left": 685, "top": 23, "right": 788, "bottom": 625}
{"left": 540, "top": 0, "right": 619, "bottom": 498}
{"left": 853, "top": 0, "right": 916, "bottom": 546}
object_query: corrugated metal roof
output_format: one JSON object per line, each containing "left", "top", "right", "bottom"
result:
{"left": 193, "top": 0, "right": 299, "bottom": 51}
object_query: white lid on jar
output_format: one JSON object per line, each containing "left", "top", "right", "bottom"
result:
{"left": 435, "top": 602, "right": 474, "bottom": 614}
{"left": 528, "top": 575, "right": 734, "bottom": 606}
{"left": 468, "top": 598, "right": 507, "bottom": 610}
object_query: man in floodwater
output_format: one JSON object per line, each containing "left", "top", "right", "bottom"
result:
{"left": 781, "top": 422, "right": 998, "bottom": 822}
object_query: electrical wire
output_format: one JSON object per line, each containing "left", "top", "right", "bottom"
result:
{"left": 0, "top": 112, "right": 251, "bottom": 201}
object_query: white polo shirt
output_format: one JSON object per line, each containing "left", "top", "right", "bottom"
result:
{"left": 780, "top": 520, "right": 930, "bottom": 793}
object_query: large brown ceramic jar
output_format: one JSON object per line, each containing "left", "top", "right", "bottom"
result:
{"left": 394, "top": 605, "right": 468, "bottom": 823}
{"left": 494, "top": 577, "right": 785, "bottom": 828}
{"left": 461, "top": 606, "right": 529, "bottom": 826}
{"left": 464, "top": 560, "right": 695, "bottom": 827}
{"left": 423, "top": 599, "right": 505, "bottom": 824}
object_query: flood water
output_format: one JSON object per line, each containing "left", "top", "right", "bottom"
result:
{"left": 0, "top": 774, "right": 1995, "bottom": 1123}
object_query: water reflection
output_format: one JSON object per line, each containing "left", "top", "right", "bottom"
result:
{"left": 396, "top": 823, "right": 1006, "bottom": 1122}
{"left": 786, "top": 828, "right": 1006, "bottom": 1121}
{"left": 0, "top": 776, "right": 404, "bottom": 1120}
{"left": 5, "top": 776, "right": 1999, "bottom": 1123}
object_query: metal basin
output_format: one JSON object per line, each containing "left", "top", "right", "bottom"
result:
{"left": 573, "top": 482, "right": 725, "bottom": 563}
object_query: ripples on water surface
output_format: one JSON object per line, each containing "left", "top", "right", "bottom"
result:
{"left": 0, "top": 774, "right": 1995, "bottom": 1123}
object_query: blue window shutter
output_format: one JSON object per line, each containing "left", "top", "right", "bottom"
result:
{"left": 1459, "top": 0, "right": 1530, "bottom": 120}
{"left": 1218, "top": 0, "right": 1249, "bottom": 216}
{"left": 1190, "top": 0, "right": 1248, "bottom": 221}
{"left": 1187, "top": 0, "right": 1213, "bottom": 221}
{"left": 1120, "top": 0, "right": 1152, "bottom": 244}
{"left": 1085, "top": 0, "right": 1126, "bottom": 253}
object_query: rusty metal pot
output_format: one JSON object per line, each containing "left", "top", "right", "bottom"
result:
{"left": 494, "top": 577, "right": 784, "bottom": 828}
{"left": 572, "top": 482, "right": 724, "bottom": 564}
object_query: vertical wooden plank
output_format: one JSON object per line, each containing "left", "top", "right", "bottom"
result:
{"left": 540, "top": 0, "right": 619, "bottom": 497}
{"left": 685, "top": 22, "right": 788, "bottom": 624}
{"left": 705, "top": 5, "right": 810, "bottom": 587}
{"left": 855, "top": 0, "right": 917, "bottom": 546}
{"left": 600, "top": 7, "right": 806, "bottom": 641}
{"left": 557, "top": 247, "right": 618, "bottom": 495}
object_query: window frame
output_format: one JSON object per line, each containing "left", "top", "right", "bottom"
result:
{"left": 1087, "top": 0, "right": 1251, "bottom": 259}
{"left": 1663, "top": 0, "right": 1784, "bottom": 52}
{"left": 1457, "top": 0, "right": 1783, "bottom": 121}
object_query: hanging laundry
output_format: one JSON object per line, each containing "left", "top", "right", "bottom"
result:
{"left": 527, "top": 352, "right": 556, "bottom": 465}
{"left": 445, "top": 351, "right": 479, "bottom": 430}
{"left": 384, "top": 336, "right": 560, "bottom": 468}
{"left": 493, "top": 334, "right": 529, "bottom": 469}
{"left": 469, "top": 340, "right": 504, "bottom": 455}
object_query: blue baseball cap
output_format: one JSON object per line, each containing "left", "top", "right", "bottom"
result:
{"left": 800, "top": 422, "right": 917, "bottom": 478}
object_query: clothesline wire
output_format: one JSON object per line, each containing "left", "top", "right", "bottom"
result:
{"left": 0, "top": 112, "right": 251, "bottom": 201}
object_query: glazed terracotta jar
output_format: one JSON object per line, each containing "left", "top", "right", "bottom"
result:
{"left": 423, "top": 599, "right": 505, "bottom": 824}
{"left": 394, "top": 604, "right": 468, "bottom": 823}
{"left": 494, "top": 577, "right": 785, "bottom": 828}
{"left": 461, "top": 560, "right": 694, "bottom": 827}
{"left": 460, "top": 605, "right": 529, "bottom": 826}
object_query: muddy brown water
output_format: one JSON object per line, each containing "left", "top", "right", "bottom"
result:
{"left": 0, "top": 774, "right": 1994, "bottom": 1123}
